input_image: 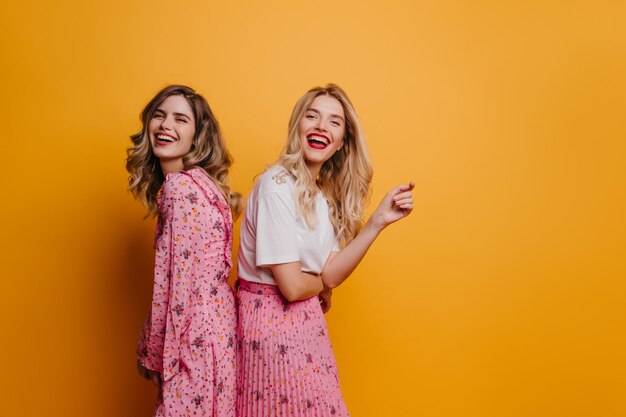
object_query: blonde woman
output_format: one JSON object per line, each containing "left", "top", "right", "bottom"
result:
{"left": 127, "top": 85, "right": 241, "bottom": 417}
{"left": 236, "top": 84, "right": 414, "bottom": 416}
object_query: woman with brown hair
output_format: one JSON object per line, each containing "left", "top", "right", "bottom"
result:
{"left": 127, "top": 85, "right": 241, "bottom": 416}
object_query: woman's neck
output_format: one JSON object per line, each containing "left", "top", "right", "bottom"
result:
{"left": 305, "top": 160, "right": 322, "bottom": 180}
{"left": 160, "top": 159, "right": 184, "bottom": 177}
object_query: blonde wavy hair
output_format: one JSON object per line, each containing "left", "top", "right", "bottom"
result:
{"left": 126, "top": 85, "right": 242, "bottom": 218}
{"left": 278, "top": 84, "right": 373, "bottom": 248}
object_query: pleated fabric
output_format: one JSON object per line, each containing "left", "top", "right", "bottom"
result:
{"left": 236, "top": 280, "right": 349, "bottom": 417}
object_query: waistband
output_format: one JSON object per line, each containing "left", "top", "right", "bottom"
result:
{"left": 238, "top": 279, "right": 282, "bottom": 296}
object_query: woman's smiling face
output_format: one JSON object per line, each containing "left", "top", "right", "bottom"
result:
{"left": 298, "top": 94, "right": 345, "bottom": 174}
{"left": 149, "top": 95, "right": 196, "bottom": 166}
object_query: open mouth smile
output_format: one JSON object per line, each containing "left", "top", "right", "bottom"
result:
{"left": 155, "top": 133, "right": 177, "bottom": 146}
{"left": 306, "top": 133, "right": 330, "bottom": 150}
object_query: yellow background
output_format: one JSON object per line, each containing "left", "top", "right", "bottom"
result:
{"left": 1, "top": 1, "right": 625, "bottom": 416}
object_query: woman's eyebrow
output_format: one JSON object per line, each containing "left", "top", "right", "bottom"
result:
{"left": 153, "top": 108, "right": 192, "bottom": 120}
{"left": 173, "top": 112, "right": 192, "bottom": 120}
{"left": 307, "top": 107, "right": 345, "bottom": 122}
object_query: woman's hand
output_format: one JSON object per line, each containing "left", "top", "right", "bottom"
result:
{"left": 370, "top": 182, "right": 415, "bottom": 229}
{"left": 320, "top": 182, "right": 414, "bottom": 289}
{"left": 319, "top": 287, "right": 333, "bottom": 313}
{"left": 137, "top": 359, "right": 162, "bottom": 388}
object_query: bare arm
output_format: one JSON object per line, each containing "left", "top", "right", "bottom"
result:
{"left": 320, "top": 220, "right": 383, "bottom": 289}
{"left": 321, "top": 182, "right": 415, "bottom": 289}
{"left": 270, "top": 262, "right": 324, "bottom": 302}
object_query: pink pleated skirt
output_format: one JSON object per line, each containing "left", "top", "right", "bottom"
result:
{"left": 236, "top": 280, "right": 349, "bottom": 417}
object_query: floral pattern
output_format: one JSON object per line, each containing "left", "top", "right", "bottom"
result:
{"left": 237, "top": 281, "right": 349, "bottom": 417}
{"left": 137, "top": 168, "right": 237, "bottom": 417}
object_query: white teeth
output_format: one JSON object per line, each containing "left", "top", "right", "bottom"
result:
{"left": 308, "top": 136, "right": 329, "bottom": 145}
{"left": 157, "top": 135, "right": 175, "bottom": 142}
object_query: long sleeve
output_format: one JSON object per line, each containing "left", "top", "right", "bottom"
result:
{"left": 137, "top": 174, "right": 206, "bottom": 381}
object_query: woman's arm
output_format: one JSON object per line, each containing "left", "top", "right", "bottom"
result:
{"left": 321, "top": 182, "right": 414, "bottom": 289}
{"left": 270, "top": 262, "right": 324, "bottom": 302}
{"left": 137, "top": 213, "right": 173, "bottom": 375}
{"left": 137, "top": 173, "right": 203, "bottom": 381}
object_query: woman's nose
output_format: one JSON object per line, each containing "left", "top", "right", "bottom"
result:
{"left": 160, "top": 115, "right": 173, "bottom": 130}
{"left": 315, "top": 119, "right": 327, "bottom": 132}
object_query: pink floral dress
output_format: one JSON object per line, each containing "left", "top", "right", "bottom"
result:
{"left": 137, "top": 168, "right": 237, "bottom": 417}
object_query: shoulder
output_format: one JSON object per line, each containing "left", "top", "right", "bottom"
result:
{"left": 161, "top": 171, "right": 200, "bottom": 198}
{"left": 256, "top": 164, "right": 295, "bottom": 197}
{"left": 158, "top": 170, "right": 209, "bottom": 214}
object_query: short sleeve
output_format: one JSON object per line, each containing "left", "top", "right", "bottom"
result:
{"left": 255, "top": 191, "right": 299, "bottom": 266}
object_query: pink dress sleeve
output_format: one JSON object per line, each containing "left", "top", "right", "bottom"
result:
{"left": 137, "top": 174, "right": 204, "bottom": 380}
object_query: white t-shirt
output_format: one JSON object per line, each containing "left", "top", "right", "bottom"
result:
{"left": 238, "top": 164, "right": 339, "bottom": 285}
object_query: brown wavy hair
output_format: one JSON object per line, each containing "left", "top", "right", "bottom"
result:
{"left": 277, "top": 84, "right": 373, "bottom": 248}
{"left": 126, "top": 85, "right": 242, "bottom": 217}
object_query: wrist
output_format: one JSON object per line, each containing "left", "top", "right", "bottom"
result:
{"left": 366, "top": 213, "right": 386, "bottom": 234}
